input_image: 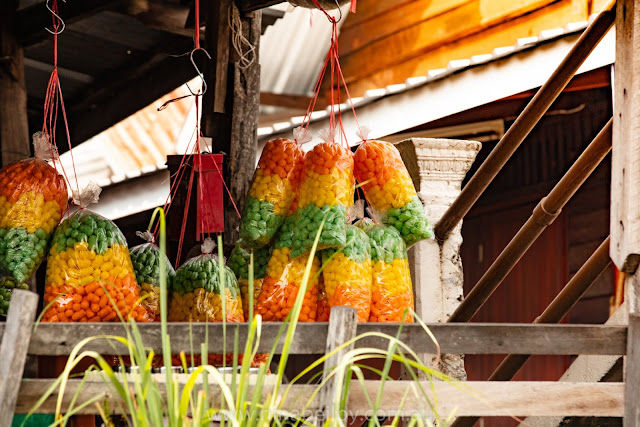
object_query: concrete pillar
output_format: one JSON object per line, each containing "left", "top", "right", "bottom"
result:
{"left": 396, "top": 138, "right": 481, "bottom": 380}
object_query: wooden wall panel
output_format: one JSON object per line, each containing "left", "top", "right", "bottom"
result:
{"left": 339, "top": 0, "right": 472, "bottom": 55}
{"left": 337, "top": 0, "right": 589, "bottom": 96}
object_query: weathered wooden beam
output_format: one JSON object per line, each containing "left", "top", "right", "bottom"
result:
{"left": 0, "top": 0, "right": 30, "bottom": 165}
{"left": 0, "top": 323, "right": 626, "bottom": 356}
{"left": 56, "top": 52, "right": 196, "bottom": 152}
{"left": 260, "top": 91, "right": 317, "bottom": 110}
{"left": 15, "top": 379, "right": 625, "bottom": 417}
{"left": 611, "top": 0, "right": 640, "bottom": 273}
{"left": 0, "top": 290, "right": 38, "bottom": 424}
{"left": 318, "top": 307, "right": 358, "bottom": 425}
{"left": 236, "top": 0, "right": 285, "bottom": 14}
{"left": 203, "top": 0, "right": 262, "bottom": 245}
{"left": 625, "top": 313, "right": 640, "bottom": 425}
{"left": 16, "top": 0, "right": 123, "bottom": 47}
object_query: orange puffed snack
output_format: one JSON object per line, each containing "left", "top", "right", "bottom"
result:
{"left": 316, "top": 279, "right": 330, "bottom": 322}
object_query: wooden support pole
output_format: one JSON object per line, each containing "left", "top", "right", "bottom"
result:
{"left": 625, "top": 313, "right": 640, "bottom": 425}
{"left": 0, "top": 0, "right": 30, "bottom": 166}
{"left": 0, "top": 290, "right": 38, "bottom": 424}
{"left": 203, "top": 0, "right": 261, "bottom": 245}
{"left": 611, "top": 0, "right": 640, "bottom": 273}
{"left": 318, "top": 306, "right": 358, "bottom": 425}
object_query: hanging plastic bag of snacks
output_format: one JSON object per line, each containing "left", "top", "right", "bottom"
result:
{"left": 169, "top": 238, "right": 244, "bottom": 322}
{"left": 0, "top": 133, "right": 68, "bottom": 287}
{"left": 228, "top": 243, "right": 272, "bottom": 318}
{"left": 238, "top": 131, "right": 304, "bottom": 250}
{"left": 129, "top": 230, "right": 176, "bottom": 321}
{"left": 291, "top": 129, "right": 355, "bottom": 257}
{"left": 321, "top": 224, "right": 372, "bottom": 322}
{"left": 316, "top": 279, "right": 330, "bottom": 322}
{"left": 256, "top": 206, "right": 318, "bottom": 322}
{"left": 43, "top": 183, "right": 149, "bottom": 323}
{"left": 354, "top": 133, "right": 433, "bottom": 247}
{"left": 356, "top": 218, "right": 413, "bottom": 322}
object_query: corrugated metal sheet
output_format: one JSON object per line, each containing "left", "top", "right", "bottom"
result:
{"left": 259, "top": 4, "right": 351, "bottom": 96}
{"left": 258, "top": 17, "right": 603, "bottom": 141}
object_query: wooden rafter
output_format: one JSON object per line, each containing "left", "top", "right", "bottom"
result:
{"left": 54, "top": 52, "right": 197, "bottom": 152}
{"left": 16, "top": 0, "right": 123, "bottom": 47}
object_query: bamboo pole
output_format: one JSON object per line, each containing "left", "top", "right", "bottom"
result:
{"left": 434, "top": 4, "right": 616, "bottom": 242}
{"left": 449, "top": 118, "right": 612, "bottom": 323}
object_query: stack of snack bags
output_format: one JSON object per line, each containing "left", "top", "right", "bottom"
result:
{"left": 169, "top": 238, "right": 243, "bottom": 322}
{"left": 290, "top": 131, "right": 355, "bottom": 257}
{"left": 321, "top": 224, "right": 372, "bottom": 322}
{"left": 0, "top": 134, "right": 68, "bottom": 315}
{"left": 354, "top": 137, "right": 433, "bottom": 247}
{"left": 238, "top": 137, "right": 303, "bottom": 249}
{"left": 129, "top": 230, "right": 175, "bottom": 321}
{"left": 43, "top": 183, "right": 148, "bottom": 322}
{"left": 228, "top": 243, "right": 272, "bottom": 318}
{"left": 356, "top": 218, "right": 414, "bottom": 322}
{"left": 256, "top": 203, "right": 319, "bottom": 322}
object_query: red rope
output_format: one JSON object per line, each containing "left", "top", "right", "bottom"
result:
{"left": 41, "top": 0, "right": 81, "bottom": 204}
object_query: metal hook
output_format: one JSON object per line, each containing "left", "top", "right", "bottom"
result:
{"left": 45, "top": 0, "right": 66, "bottom": 35}
{"left": 186, "top": 47, "right": 211, "bottom": 96}
{"left": 333, "top": 0, "right": 343, "bottom": 24}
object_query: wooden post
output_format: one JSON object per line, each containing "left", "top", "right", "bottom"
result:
{"left": 611, "top": 0, "right": 640, "bottom": 275}
{"left": 625, "top": 313, "right": 640, "bottom": 425}
{"left": 318, "top": 306, "right": 358, "bottom": 425}
{"left": 0, "top": 289, "right": 38, "bottom": 424}
{"left": 0, "top": 0, "right": 30, "bottom": 166}
{"left": 203, "top": 0, "right": 261, "bottom": 246}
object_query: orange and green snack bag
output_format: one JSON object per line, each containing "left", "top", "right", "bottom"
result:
{"left": 321, "top": 224, "right": 372, "bottom": 322}
{"left": 0, "top": 133, "right": 68, "bottom": 292}
{"left": 168, "top": 238, "right": 244, "bottom": 322}
{"left": 356, "top": 218, "right": 413, "bottom": 322}
{"left": 228, "top": 243, "right": 272, "bottom": 317}
{"left": 238, "top": 136, "right": 303, "bottom": 249}
{"left": 256, "top": 209, "right": 318, "bottom": 322}
{"left": 291, "top": 132, "right": 355, "bottom": 257}
{"left": 354, "top": 137, "right": 433, "bottom": 247}
{"left": 130, "top": 230, "right": 176, "bottom": 321}
{"left": 43, "top": 184, "right": 149, "bottom": 323}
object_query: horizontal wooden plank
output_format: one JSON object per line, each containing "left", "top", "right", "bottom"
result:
{"left": 339, "top": 0, "right": 473, "bottom": 56}
{"left": 15, "top": 379, "right": 624, "bottom": 417}
{"left": 0, "top": 323, "right": 627, "bottom": 356}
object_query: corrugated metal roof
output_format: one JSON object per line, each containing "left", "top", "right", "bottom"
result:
{"left": 257, "top": 17, "right": 603, "bottom": 142}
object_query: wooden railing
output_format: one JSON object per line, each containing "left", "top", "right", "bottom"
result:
{"left": 0, "top": 290, "right": 635, "bottom": 423}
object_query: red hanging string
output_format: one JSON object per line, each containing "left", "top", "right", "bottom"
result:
{"left": 41, "top": 0, "right": 81, "bottom": 206}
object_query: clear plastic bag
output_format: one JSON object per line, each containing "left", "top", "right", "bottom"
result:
{"left": 0, "top": 133, "right": 68, "bottom": 287}
{"left": 130, "top": 231, "right": 176, "bottom": 321}
{"left": 228, "top": 243, "right": 272, "bottom": 317}
{"left": 321, "top": 224, "right": 372, "bottom": 322}
{"left": 355, "top": 219, "right": 413, "bottom": 322}
{"left": 238, "top": 137, "right": 303, "bottom": 249}
{"left": 169, "top": 239, "right": 244, "bottom": 322}
{"left": 354, "top": 138, "right": 433, "bottom": 247}
{"left": 43, "top": 184, "right": 148, "bottom": 323}
{"left": 290, "top": 132, "right": 354, "bottom": 257}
